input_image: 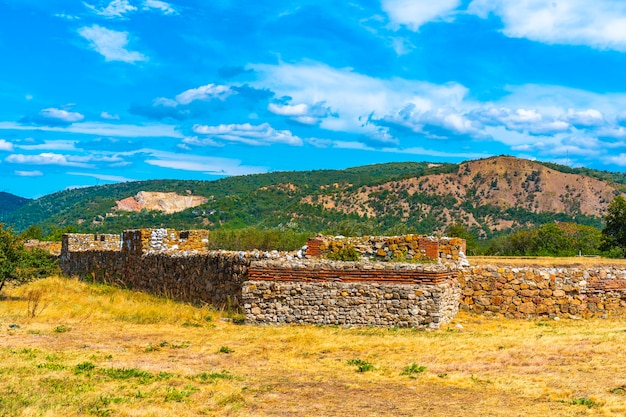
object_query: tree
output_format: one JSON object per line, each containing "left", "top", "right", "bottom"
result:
{"left": 0, "top": 223, "right": 58, "bottom": 292}
{"left": 601, "top": 196, "right": 626, "bottom": 254}
{"left": 446, "top": 223, "right": 477, "bottom": 255}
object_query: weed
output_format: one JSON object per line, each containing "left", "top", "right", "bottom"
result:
{"left": 471, "top": 374, "right": 492, "bottom": 385}
{"left": 144, "top": 341, "right": 169, "bottom": 352}
{"left": 157, "top": 371, "right": 176, "bottom": 380}
{"left": 171, "top": 341, "right": 191, "bottom": 349}
{"left": 536, "top": 322, "right": 550, "bottom": 327}
{"left": 326, "top": 246, "right": 360, "bottom": 261}
{"left": 53, "top": 325, "right": 71, "bottom": 333}
{"left": 437, "top": 373, "right": 448, "bottom": 378}
{"left": 610, "top": 386, "right": 626, "bottom": 395}
{"left": 74, "top": 362, "right": 96, "bottom": 375}
{"left": 347, "top": 358, "right": 374, "bottom": 372}
{"left": 193, "top": 370, "right": 235, "bottom": 383}
{"left": 218, "top": 346, "right": 233, "bottom": 354}
{"left": 165, "top": 385, "right": 198, "bottom": 402}
{"left": 102, "top": 367, "right": 153, "bottom": 381}
{"left": 570, "top": 397, "right": 598, "bottom": 408}
{"left": 401, "top": 363, "right": 427, "bottom": 377}
{"left": 26, "top": 288, "right": 48, "bottom": 318}
{"left": 37, "top": 362, "right": 66, "bottom": 371}
{"left": 182, "top": 322, "right": 202, "bottom": 328}
{"left": 215, "top": 392, "right": 245, "bottom": 409}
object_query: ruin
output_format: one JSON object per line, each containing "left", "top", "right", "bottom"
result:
{"left": 59, "top": 228, "right": 626, "bottom": 327}
{"left": 60, "top": 229, "right": 463, "bottom": 328}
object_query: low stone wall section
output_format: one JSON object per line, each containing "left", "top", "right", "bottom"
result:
{"left": 459, "top": 265, "right": 626, "bottom": 318}
{"left": 306, "top": 235, "right": 466, "bottom": 263}
{"left": 243, "top": 259, "right": 460, "bottom": 328}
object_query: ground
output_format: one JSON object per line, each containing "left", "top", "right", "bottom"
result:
{"left": 1, "top": 276, "right": 626, "bottom": 416}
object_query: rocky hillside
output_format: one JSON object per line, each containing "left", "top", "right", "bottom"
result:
{"left": 4, "top": 157, "right": 624, "bottom": 236}
{"left": 301, "top": 156, "right": 622, "bottom": 235}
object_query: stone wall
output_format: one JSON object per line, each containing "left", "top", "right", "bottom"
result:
{"left": 62, "top": 233, "right": 121, "bottom": 252}
{"left": 459, "top": 265, "right": 626, "bottom": 319}
{"left": 60, "top": 229, "right": 461, "bottom": 327}
{"left": 243, "top": 259, "right": 460, "bottom": 328}
{"left": 306, "top": 235, "right": 466, "bottom": 263}
{"left": 24, "top": 240, "right": 63, "bottom": 256}
{"left": 122, "top": 228, "right": 209, "bottom": 254}
{"left": 59, "top": 229, "right": 626, "bottom": 325}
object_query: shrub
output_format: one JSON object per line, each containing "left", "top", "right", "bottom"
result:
{"left": 347, "top": 358, "right": 374, "bottom": 372}
{"left": 326, "top": 246, "right": 360, "bottom": 261}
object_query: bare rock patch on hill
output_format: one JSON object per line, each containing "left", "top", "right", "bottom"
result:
{"left": 115, "top": 191, "right": 207, "bottom": 214}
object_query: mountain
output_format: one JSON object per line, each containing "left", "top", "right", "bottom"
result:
{"left": 0, "top": 192, "right": 31, "bottom": 222}
{"left": 4, "top": 156, "right": 625, "bottom": 236}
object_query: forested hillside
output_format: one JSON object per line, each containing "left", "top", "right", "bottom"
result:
{"left": 5, "top": 157, "right": 626, "bottom": 242}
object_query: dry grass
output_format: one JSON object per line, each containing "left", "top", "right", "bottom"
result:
{"left": 469, "top": 256, "right": 626, "bottom": 268}
{"left": 2, "top": 276, "right": 626, "bottom": 416}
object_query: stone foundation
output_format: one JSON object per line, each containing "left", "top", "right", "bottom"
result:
{"left": 459, "top": 265, "right": 626, "bottom": 319}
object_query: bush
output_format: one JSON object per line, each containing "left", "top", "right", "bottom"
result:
{"left": 0, "top": 223, "right": 58, "bottom": 292}
{"left": 326, "top": 246, "right": 360, "bottom": 261}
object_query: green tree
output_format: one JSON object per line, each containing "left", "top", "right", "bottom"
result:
{"left": 601, "top": 196, "right": 626, "bottom": 254}
{"left": 0, "top": 224, "right": 58, "bottom": 292}
{"left": 446, "top": 222, "right": 477, "bottom": 255}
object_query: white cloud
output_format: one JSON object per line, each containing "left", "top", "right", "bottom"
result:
{"left": 268, "top": 101, "right": 332, "bottom": 125}
{"left": 468, "top": 0, "right": 626, "bottom": 50}
{"left": 68, "top": 172, "right": 135, "bottom": 182}
{"left": 84, "top": 0, "right": 137, "bottom": 18}
{"left": 561, "top": 109, "right": 605, "bottom": 128}
{"left": 606, "top": 154, "right": 626, "bottom": 166}
{"left": 143, "top": 150, "right": 266, "bottom": 175}
{"left": 251, "top": 62, "right": 468, "bottom": 135}
{"left": 78, "top": 25, "right": 147, "bottom": 63}
{"left": 5, "top": 153, "right": 93, "bottom": 168}
{"left": 470, "top": 107, "right": 570, "bottom": 135}
{"left": 143, "top": 0, "right": 177, "bottom": 15}
{"left": 0, "top": 121, "right": 182, "bottom": 138}
{"left": 55, "top": 13, "right": 81, "bottom": 20}
{"left": 101, "top": 111, "right": 120, "bottom": 120}
{"left": 0, "top": 139, "right": 13, "bottom": 152}
{"left": 182, "top": 136, "right": 224, "bottom": 147}
{"left": 14, "top": 170, "right": 43, "bottom": 177}
{"left": 193, "top": 123, "right": 303, "bottom": 146}
{"left": 268, "top": 103, "right": 309, "bottom": 117}
{"left": 381, "top": 0, "right": 461, "bottom": 31}
{"left": 16, "top": 140, "right": 77, "bottom": 151}
{"left": 175, "top": 84, "right": 232, "bottom": 105}
{"left": 40, "top": 108, "right": 84, "bottom": 123}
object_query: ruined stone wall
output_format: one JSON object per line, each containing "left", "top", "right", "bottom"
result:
{"left": 62, "top": 233, "right": 121, "bottom": 252}
{"left": 122, "top": 228, "right": 209, "bottom": 254}
{"left": 459, "top": 266, "right": 626, "bottom": 319}
{"left": 25, "top": 240, "right": 63, "bottom": 257}
{"left": 243, "top": 259, "right": 460, "bottom": 328}
{"left": 59, "top": 229, "right": 626, "bottom": 325}
{"left": 60, "top": 230, "right": 462, "bottom": 327}
{"left": 306, "top": 235, "right": 466, "bottom": 263}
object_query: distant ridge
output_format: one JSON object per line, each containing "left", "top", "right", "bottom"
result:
{"left": 4, "top": 157, "right": 625, "bottom": 235}
{"left": 0, "top": 191, "right": 31, "bottom": 221}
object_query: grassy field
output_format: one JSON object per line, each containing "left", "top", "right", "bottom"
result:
{"left": 1, "top": 276, "right": 626, "bottom": 416}
{"left": 469, "top": 256, "right": 626, "bottom": 268}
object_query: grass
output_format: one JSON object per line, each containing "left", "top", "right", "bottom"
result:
{"left": 1, "top": 275, "right": 626, "bottom": 416}
{"left": 469, "top": 255, "right": 626, "bottom": 267}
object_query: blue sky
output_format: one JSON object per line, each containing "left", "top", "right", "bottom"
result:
{"left": 2, "top": 0, "right": 626, "bottom": 198}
